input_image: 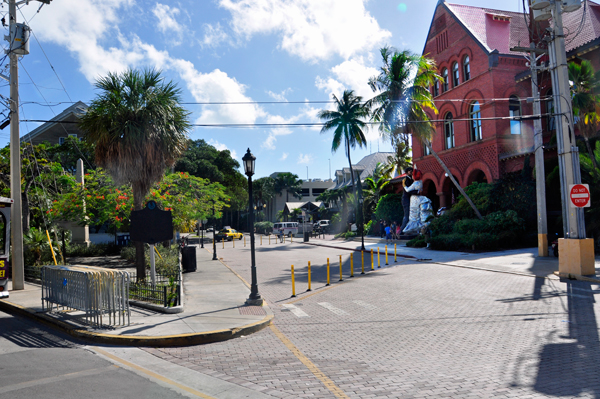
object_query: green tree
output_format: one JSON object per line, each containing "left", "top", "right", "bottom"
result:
{"left": 362, "top": 172, "right": 390, "bottom": 219}
{"left": 273, "top": 172, "right": 302, "bottom": 202}
{"left": 318, "top": 89, "right": 369, "bottom": 225}
{"left": 368, "top": 47, "right": 482, "bottom": 219}
{"left": 79, "top": 68, "right": 190, "bottom": 278}
{"left": 569, "top": 59, "right": 600, "bottom": 170}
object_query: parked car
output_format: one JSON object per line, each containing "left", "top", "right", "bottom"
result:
{"left": 215, "top": 228, "right": 243, "bottom": 241}
{"left": 314, "top": 220, "right": 330, "bottom": 231}
{"left": 273, "top": 222, "right": 299, "bottom": 237}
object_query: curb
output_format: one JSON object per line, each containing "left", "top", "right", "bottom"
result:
{"left": 0, "top": 296, "right": 273, "bottom": 348}
{"left": 554, "top": 271, "right": 600, "bottom": 284}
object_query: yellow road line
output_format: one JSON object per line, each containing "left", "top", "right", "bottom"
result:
{"left": 269, "top": 325, "right": 349, "bottom": 399}
{"left": 93, "top": 347, "right": 216, "bottom": 399}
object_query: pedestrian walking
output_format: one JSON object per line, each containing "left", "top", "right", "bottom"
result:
{"left": 379, "top": 219, "right": 384, "bottom": 238}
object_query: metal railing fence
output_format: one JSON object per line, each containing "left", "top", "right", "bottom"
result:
{"left": 129, "top": 271, "right": 181, "bottom": 307}
{"left": 41, "top": 265, "right": 130, "bottom": 327}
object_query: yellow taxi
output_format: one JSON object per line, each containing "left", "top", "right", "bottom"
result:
{"left": 215, "top": 228, "right": 243, "bottom": 241}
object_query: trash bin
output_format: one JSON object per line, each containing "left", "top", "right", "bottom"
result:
{"left": 304, "top": 232, "right": 309, "bottom": 242}
{"left": 182, "top": 245, "right": 197, "bottom": 273}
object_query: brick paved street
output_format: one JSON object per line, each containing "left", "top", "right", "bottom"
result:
{"left": 146, "top": 240, "right": 600, "bottom": 398}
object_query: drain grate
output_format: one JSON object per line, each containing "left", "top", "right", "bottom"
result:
{"left": 238, "top": 305, "right": 267, "bottom": 316}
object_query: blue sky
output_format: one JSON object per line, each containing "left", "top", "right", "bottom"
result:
{"left": 5, "top": 0, "right": 524, "bottom": 180}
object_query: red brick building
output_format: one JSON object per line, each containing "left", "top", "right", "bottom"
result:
{"left": 411, "top": 0, "right": 600, "bottom": 210}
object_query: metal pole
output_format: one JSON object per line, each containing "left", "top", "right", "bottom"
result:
{"left": 529, "top": 47, "right": 549, "bottom": 256}
{"left": 9, "top": 0, "right": 24, "bottom": 290}
{"left": 246, "top": 174, "right": 262, "bottom": 305}
{"left": 212, "top": 204, "right": 217, "bottom": 261}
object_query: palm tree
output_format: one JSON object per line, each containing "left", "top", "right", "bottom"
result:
{"left": 273, "top": 172, "right": 303, "bottom": 202}
{"left": 318, "top": 90, "right": 369, "bottom": 203}
{"left": 79, "top": 68, "right": 190, "bottom": 278}
{"left": 362, "top": 172, "right": 390, "bottom": 218}
{"left": 569, "top": 59, "right": 600, "bottom": 171}
{"left": 368, "top": 47, "right": 482, "bottom": 219}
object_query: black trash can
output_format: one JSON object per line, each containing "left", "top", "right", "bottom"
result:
{"left": 304, "top": 232, "right": 309, "bottom": 242}
{"left": 182, "top": 245, "right": 197, "bottom": 272}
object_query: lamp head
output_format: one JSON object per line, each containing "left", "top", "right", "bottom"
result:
{"left": 242, "top": 148, "right": 256, "bottom": 177}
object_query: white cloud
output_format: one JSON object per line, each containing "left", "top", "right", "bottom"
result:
{"left": 316, "top": 56, "right": 378, "bottom": 99}
{"left": 152, "top": 3, "right": 183, "bottom": 40}
{"left": 266, "top": 88, "right": 291, "bottom": 102}
{"left": 279, "top": 153, "right": 288, "bottom": 161}
{"left": 201, "top": 23, "right": 229, "bottom": 48}
{"left": 218, "top": 0, "right": 391, "bottom": 62}
{"left": 261, "top": 104, "right": 320, "bottom": 150}
{"left": 208, "top": 139, "right": 238, "bottom": 160}
{"left": 297, "top": 153, "right": 313, "bottom": 164}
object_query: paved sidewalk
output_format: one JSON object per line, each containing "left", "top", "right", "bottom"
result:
{"left": 0, "top": 246, "right": 273, "bottom": 347}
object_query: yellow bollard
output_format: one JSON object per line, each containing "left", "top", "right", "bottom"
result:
{"left": 371, "top": 249, "right": 374, "bottom": 270}
{"left": 350, "top": 253, "right": 354, "bottom": 277}
{"left": 377, "top": 247, "right": 381, "bottom": 268}
{"left": 269, "top": 235, "right": 271, "bottom": 245}
{"left": 223, "top": 238, "right": 225, "bottom": 249}
{"left": 233, "top": 238, "right": 235, "bottom": 249}
{"left": 46, "top": 230, "right": 57, "bottom": 266}
{"left": 260, "top": 235, "right": 262, "bottom": 246}
{"left": 326, "top": 258, "right": 330, "bottom": 286}
{"left": 291, "top": 265, "right": 296, "bottom": 297}
{"left": 307, "top": 261, "right": 312, "bottom": 291}
{"left": 339, "top": 255, "right": 343, "bottom": 281}
{"left": 385, "top": 245, "right": 388, "bottom": 265}
{"left": 361, "top": 250, "right": 365, "bottom": 274}
{"left": 291, "top": 235, "right": 293, "bottom": 243}
{"left": 244, "top": 236, "right": 246, "bottom": 247}
{"left": 394, "top": 243, "right": 397, "bottom": 262}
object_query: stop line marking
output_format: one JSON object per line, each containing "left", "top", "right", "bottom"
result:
{"left": 317, "top": 302, "right": 347, "bottom": 315}
{"left": 282, "top": 304, "right": 309, "bottom": 317}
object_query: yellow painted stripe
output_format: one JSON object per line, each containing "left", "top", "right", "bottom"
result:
{"left": 93, "top": 347, "right": 216, "bottom": 399}
{"left": 269, "top": 324, "right": 349, "bottom": 399}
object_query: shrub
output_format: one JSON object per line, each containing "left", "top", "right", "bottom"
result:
{"left": 451, "top": 182, "right": 495, "bottom": 220}
{"left": 428, "top": 233, "right": 463, "bottom": 250}
{"left": 335, "top": 231, "right": 357, "bottom": 239}
{"left": 462, "top": 232, "right": 499, "bottom": 251}
{"left": 68, "top": 242, "right": 122, "bottom": 257}
{"left": 454, "top": 218, "right": 488, "bottom": 235}
{"left": 374, "top": 193, "right": 404, "bottom": 224}
{"left": 364, "top": 220, "right": 374, "bottom": 235}
{"left": 254, "top": 221, "right": 274, "bottom": 234}
{"left": 407, "top": 235, "right": 427, "bottom": 248}
{"left": 428, "top": 213, "right": 455, "bottom": 235}
{"left": 485, "top": 210, "right": 525, "bottom": 233}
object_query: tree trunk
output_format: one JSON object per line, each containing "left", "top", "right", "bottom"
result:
{"left": 424, "top": 140, "right": 483, "bottom": 220}
{"left": 132, "top": 183, "right": 146, "bottom": 281}
{"left": 347, "top": 140, "right": 357, "bottom": 226}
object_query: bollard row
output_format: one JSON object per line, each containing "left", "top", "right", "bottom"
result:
{"left": 289, "top": 246, "right": 400, "bottom": 297}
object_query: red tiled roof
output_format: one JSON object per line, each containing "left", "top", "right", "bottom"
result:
{"left": 444, "top": 1, "right": 600, "bottom": 55}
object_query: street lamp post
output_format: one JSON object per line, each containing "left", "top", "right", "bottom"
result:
{"left": 201, "top": 218, "right": 207, "bottom": 249}
{"left": 212, "top": 203, "right": 218, "bottom": 261}
{"left": 243, "top": 148, "right": 263, "bottom": 306}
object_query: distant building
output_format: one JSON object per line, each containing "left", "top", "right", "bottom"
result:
{"left": 329, "top": 152, "right": 393, "bottom": 190}
{"left": 20, "top": 101, "right": 87, "bottom": 145}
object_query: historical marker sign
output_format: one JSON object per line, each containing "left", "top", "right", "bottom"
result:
{"left": 569, "top": 184, "right": 591, "bottom": 208}
{"left": 130, "top": 200, "right": 174, "bottom": 244}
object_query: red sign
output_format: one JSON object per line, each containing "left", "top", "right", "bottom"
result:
{"left": 570, "top": 184, "right": 591, "bottom": 208}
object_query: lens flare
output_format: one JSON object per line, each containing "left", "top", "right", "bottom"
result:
{"left": 397, "top": 3, "right": 407, "bottom": 12}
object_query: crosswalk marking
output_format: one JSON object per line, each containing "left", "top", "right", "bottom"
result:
{"left": 317, "top": 302, "right": 347, "bottom": 315}
{"left": 352, "top": 300, "right": 378, "bottom": 311}
{"left": 282, "top": 304, "right": 309, "bottom": 317}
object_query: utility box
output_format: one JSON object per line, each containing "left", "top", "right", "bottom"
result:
{"left": 182, "top": 245, "right": 197, "bottom": 273}
{"left": 303, "top": 232, "right": 309, "bottom": 242}
{"left": 8, "top": 23, "right": 30, "bottom": 55}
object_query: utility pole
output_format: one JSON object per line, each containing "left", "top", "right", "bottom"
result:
{"left": 8, "top": 0, "right": 24, "bottom": 290}
{"left": 545, "top": 0, "right": 594, "bottom": 273}
{"left": 5, "top": 0, "right": 51, "bottom": 290}
{"left": 510, "top": 43, "right": 549, "bottom": 257}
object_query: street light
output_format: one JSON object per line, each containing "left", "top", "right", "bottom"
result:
{"left": 212, "top": 203, "right": 218, "bottom": 261}
{"left": 243, "top": 148, "right": 263, "bottom": 306}
{"left": 201, "top": 218, "right": 207, "bottom": 249}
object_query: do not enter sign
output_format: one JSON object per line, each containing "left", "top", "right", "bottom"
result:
{"left": 570, "top": 184, "right": 591, "bottom": 208}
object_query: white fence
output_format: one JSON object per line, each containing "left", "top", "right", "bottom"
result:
{"left": 41, "top": 265, "right": 130, "bottom": 327}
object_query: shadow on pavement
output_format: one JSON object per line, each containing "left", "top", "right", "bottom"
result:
{"left": 534, "top": 279, "right": 600, "bottom": 397}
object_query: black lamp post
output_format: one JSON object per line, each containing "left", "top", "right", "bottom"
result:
{"left": 201, "top": 218, "right": 207, "bottom": 248}
{"left": 243, "top": 148, "right": 263, "bottom": 306}
{"left": 358, "top": 187, "right": 365, "bottom": 252}
{"left": 212, "top": 203, "right": 218, "bottom": 261}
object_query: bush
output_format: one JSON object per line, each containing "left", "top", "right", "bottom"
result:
{"left": 365, "top": 220, "right": 374, "bottom": 235}
{"left": 120, "top": 244, "right": 179, "bottom": 275}
{"left": 68, "top": 242, "right": 121, "bottom": 257}
{"left": 427, "top": 213, "right": 455, "bottom": 235}
{"left": 335, "top": 231, "right": 357, "bottom": 239}
{"left": 254, "top": 221, "right": 274, "bottom": 234}
{"left": 407, "top": 235, "right": 427, "bottom": 248}
{"left": 428, "top": 233, "right": 464, "bottom": 250}
{"left": 454, "top": 218, "right": 488, "bottom": 235}
{"left": 374, "top": 193, "right": 404, "bottom": 224}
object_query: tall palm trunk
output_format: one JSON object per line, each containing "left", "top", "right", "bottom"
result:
{"left": 423, "top": 140, "right": 483, "bottom": 219}
{"left": 584, "top": 136, "right": 599, "bottom": 171}
{"left": 347, "top": 140, "right": 357, "bottom": 227}
{"left": 132, "top": 182, "right": 147, "bottom": 280}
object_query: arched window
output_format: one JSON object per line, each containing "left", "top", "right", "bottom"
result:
{"left": 452, "top": 62, "right": 460, "bottom": 87}
{"left": 442, "top": 68, "right": 448, "bottom": 92}
{"left": 433, "top": 79, "right": 440, "bottom": 97}
{"left": 470, "top": 101, "right": 482, "bottom": 141}
{"left": 546, "top": 89, "right": 555, "bottom": 132}
{"left": 444, "top": 113, "right": 455, "bottom": 149}
{"left": 509, "top": 95, "right": 521, "bottom": 135}
{"left": 463, "top": 55, "right": 471, "bottom": 81}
